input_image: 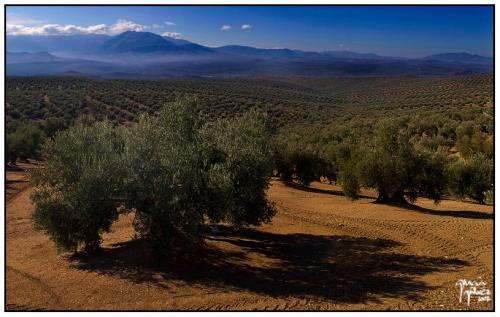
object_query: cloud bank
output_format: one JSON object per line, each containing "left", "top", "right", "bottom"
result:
{"left": 7, "top": 19, "right": 147, "bottom": 36}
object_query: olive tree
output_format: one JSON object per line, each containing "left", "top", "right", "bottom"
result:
{"left": 446, "top": 153, "right": 493, "bottom": 204}
{"left": 31, "top": 98, "right": 277, "bottom": 257}
{"left": 335, "top": 142, "right": 362, "bottom": 199}
{"left": 272, "top": 137, "right": 296, "bottom": 181}
{"left": 356, "top": 121, "right": 445, "bottom": 203}
{"left": 200, "top": 110, "right": 276, "bottom": 226}
{"left": 122, "top": 99, "right": 206, "bottom": 255}
{"left": 7, "top": 122, "right": 43, "bottom": 164}
{"left": 273, "top": 135, "right": 335, "bottom": 187}
{"left": 412, "top": 149, "right": 447, "bottom": 203}
{"left": 293, "top": 151, "right": 323, "bottom": 186}
{"left": 122, "top": 100, "right": 276, "bottom": 257}
{"left": 31, "top": 121, "right": 124, "bottom": 253}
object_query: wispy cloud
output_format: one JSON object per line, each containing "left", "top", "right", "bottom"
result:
{"left": 162, "top": 32, "right": 182, "bottom": 39}
{"left": 221, "top": 24, "right": 231, "bottom": 31}
{"left": 241, "top": 24, "right": 252, "bottom": 30}
{"left": 7, "top": 19, "right": 146, "bottom": 36}
{"left": 165, "top": 21, "right": 176, "bottom": 26}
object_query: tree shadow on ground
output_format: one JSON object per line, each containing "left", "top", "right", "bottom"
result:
{"left": 70, "top": 225, "right": 467, "bottom": 305}
{"left": 6, "top": 164, "right": 27, "bottom": 172}
{"left": 281, "top": 181, "right": 373, "bottom": 200}
{"left": 6, "top": 304, "right": 50, "bottom": 312}
{"left": 6, "top": 179, "right": 29, "bottom": 186}
{"left": 381, "top": 202, "right": 493, "bottom": 220}
{"left": 282, "top": 180, "right": 492, "bottom": 220}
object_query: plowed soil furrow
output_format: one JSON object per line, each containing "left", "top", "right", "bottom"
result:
{"left": 6, "top": 177, "right": 493, "bottom": 311}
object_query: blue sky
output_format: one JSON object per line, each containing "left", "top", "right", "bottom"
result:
{"left": 6, "top": 6, "right": 493, "bottom": 57}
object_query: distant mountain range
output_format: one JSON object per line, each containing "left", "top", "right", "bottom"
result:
{"left": 423, "top": 52, "right": 493, "bottom": 65}
{"left": 6, "top": 31, "right": 493, "bottom": 78}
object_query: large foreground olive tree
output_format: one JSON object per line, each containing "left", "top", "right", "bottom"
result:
{"left": 121, "top": 99, "right": 206, "bottom": 255}
{"left": 32, "top": 98, "right": 276, "bottom": 256}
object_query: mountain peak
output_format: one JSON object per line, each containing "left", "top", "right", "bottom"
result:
{"left": 99, "top": 31, "right": 176, "bottom": 53}
{"left": 98, "top": 31, "right": 215, "bottom": 55}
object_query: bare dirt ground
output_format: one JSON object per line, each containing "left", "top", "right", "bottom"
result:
{"left": 6, "top": 172, "right": 493, "bottom": 311}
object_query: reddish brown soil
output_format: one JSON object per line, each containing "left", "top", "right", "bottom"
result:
{"left": 6, "top": 176, "right": 493, "bottom": 311}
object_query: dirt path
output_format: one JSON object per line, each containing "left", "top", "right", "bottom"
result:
{"left": 6, "top": 180, "right": 493, "bottom": 311}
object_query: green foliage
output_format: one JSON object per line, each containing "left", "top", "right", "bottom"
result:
{"left": 6, "top": 122, "right": 43, "bottom": 164}
{"left": 446, "top": 153, "right": 493, "bottom": 204}
{"left": 275, "top": 108, "right": 492, "bottom": 206}
{"left": 354, "top": 121, "right": 446, "bottom": 203}
{"left": 122, "top": 99, "right": 206, "bottom": 255}
{"left": 334, "top": 143, "right": 361, "bottom": 199}
{"left": 319, "top": 145, "right": 340, "bottom": 184}
{"left": 31, "top": 98, "right": 276, "bottom": 256}
{"left": 273, "top": 134, "right": 337, "bottom": 187}
{"left": 352, "top": 122, "right": 412, "bottom": 202}
{"left": 6, "top": 75, "right": 492, "bottom": 129}
{"left": 338, "top": 166, "right": 360, "bottom": 200}
{"left": 31, "top": 121, "right": 125, "bottom": 253}
{"left": 124, "top": 100, "right": 276, "bottom": 256}
{"left": 293, "top": 152, "right": 323, "bottom": 186}
{"left": 455, "top": 120, "right": 492, "bottom": 158}
{"left": 272, "top": 138, "right": 296, "bottom": 181}
{"left": 412, "top": 149, "right": 448, "bottom": 202}
{"left": 200, "top": 110, "right": 276, "bottom": 226}
{"left": 42, "top": 117, "right": 67, "bottom": 138}
{"left": 20, "top": 73, "right": 493, "bottom": 246}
